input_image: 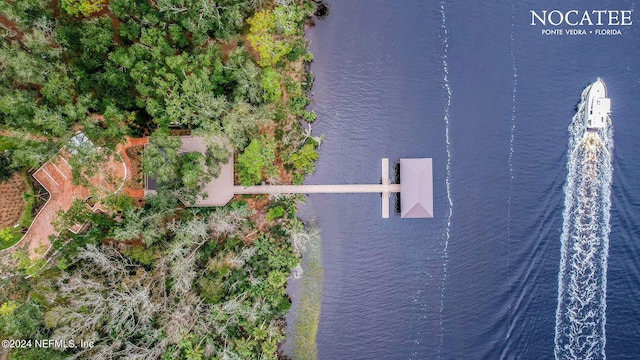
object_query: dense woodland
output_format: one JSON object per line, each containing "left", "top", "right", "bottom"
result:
{"left": 0, "top": 0, "right": 321, "bottom": 358}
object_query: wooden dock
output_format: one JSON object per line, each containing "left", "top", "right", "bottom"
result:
{"left": 234, "top": 184, "right": 401, "bottom": 194}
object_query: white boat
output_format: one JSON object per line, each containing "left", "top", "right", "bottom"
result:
{"left": 584, "top": 78, "right": 611, "bottom": 130}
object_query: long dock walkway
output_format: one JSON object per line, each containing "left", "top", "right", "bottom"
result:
{"left": 233, "top": 184, "right": 401, "bottom": 194}
{"left": 233, "top": 158, "right": 397, "bottom": 218}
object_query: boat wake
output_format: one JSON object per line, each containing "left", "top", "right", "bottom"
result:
{"left": 554, "top": 93, "right": 613, "bottom": 359}
{"left": 437, "top": 1, "right": 453, "bottom": 358}
{"left": 506, "top": 0, "right": 518, "bottom": 346}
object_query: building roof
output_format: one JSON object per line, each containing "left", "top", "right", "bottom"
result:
{"left": 179, "top": 136, "right": 234, "bottom": 206}
{"left": 143, "top": 136, "right": 235, "bottom": 206}
{"left": 400, "top": 158, "right": 433, "bottom": 218}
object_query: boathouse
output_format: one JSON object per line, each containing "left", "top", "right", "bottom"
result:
{"left": 400, "top": 158, "right": 433, "bottom": 218}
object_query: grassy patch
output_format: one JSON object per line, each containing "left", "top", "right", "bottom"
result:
{"left": 0, "top": 226, "right": 22, "bottom": 250}
{"left": 18, "top": 171, "right": 35, "bottom": 228}
{"left": 0, "top": 135, "right": 18, "bottom": 151}
{"left": 293, "top": 233, "right": 323, "bottom": 360}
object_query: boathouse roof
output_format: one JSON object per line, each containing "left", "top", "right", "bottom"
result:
{"left": 400, "top": 158, "right": 433, "bottom": 218}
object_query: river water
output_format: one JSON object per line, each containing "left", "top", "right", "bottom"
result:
{"left": 300, "top": 1, "right": 640, "bottom": 359}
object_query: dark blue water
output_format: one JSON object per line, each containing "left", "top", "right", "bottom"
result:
{"left": 302, "top": 1, "right": 640, "bottom": 359}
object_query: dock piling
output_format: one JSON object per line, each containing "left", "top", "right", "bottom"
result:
{"left": 382, "top": 158, "right": 390, "bottom": 218}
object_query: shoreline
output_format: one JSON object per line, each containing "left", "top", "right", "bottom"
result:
{"left": 292, "top": 228, "right": 323, "bottom": 359}
{"left": 283, "top": 3, "right": 329, "bottom": 357}
{"left": 281, "top": 220, "right": 322, "bottom": 359}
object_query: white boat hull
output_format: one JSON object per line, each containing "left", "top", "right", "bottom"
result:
{"left": 584, "top": 78, "right": 611, "bottom": 130}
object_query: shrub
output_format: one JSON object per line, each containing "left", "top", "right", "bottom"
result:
{"left": 102, "top": 193, "right": 134, "bottom": 212}
{"left": 288, "top": 143, "right": 318, "bottom": 175}
{"left": 0, "top": 152, "right": 16, "bottom": 182}
{"left": 261, "top": 67, "right": 281, "bottom": 103}
{"left": 267, "top": 206, "right": 284, "bottom": 221}
{"left": 0, "top": 300, "right": 42, "bottom": 338}
{"left": 0, "top": 227, "right": 22, "bottom": 249}
{"left": 123, "top": 246, "right": 155, "bottom": 266}
{"left": 287, "top": 41, "right": 306, "bottom": 62}
{"left": 303, "top": 51, "right": 314, "bottom": 62}
{"left": 302, "top": 110, "right": 316, "bottom": 123}
{"left": 237, "top": 137, "right": 277, "bottom": 186}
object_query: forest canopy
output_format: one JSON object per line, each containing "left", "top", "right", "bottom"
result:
{"left": 0, "top": 0, "right": 321, "bottom": 359}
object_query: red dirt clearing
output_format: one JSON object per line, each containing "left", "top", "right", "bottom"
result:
{"left": 119, "top": 137, "right": 148, "bottom": 198}
{"left": 0, "top": 173, "right": 27, "bottom": 229}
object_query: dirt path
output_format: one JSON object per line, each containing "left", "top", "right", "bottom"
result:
{"left": 0, "top": 15, "right": 24, "bottom": 40}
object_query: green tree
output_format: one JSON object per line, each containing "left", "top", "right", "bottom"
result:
{"left": 178, "top": 151, "right": 209, "bottom": 200}
{"left": 237, "top": 136, "right": 277, "bottom": 186}
{"left": 0, "top": 42, "right": 49, "bottom": 85}
{"left": 288, "top": 142, "right": 318, "bottom": 175}
{"left": 66, "top": 139, "right": 109, "bottom": 185}
{"left": 0, "top": 0, "right": 52, "bottom": 28}
{"left": 82, "top": 106, "right": 130, "bottom": 149}
{"left": 114, "top": 207, "right": 169, "bottom": 245}
{"left": 144, "top": 190, "right": 177, "bottom": 213}
{"left": 0, "top": 90, "right": 36, "bottom": 130}
{"left": 246, "top": 9, "right": 292, "bottom": 67}
{"left": 221, "top": 100, "right": 269, "bottom": 150}
{"left": 303, "top": 110, "right": 316, "bottom": 123}
{"left": 0, "top": 227, "right": 22, "bottom": 246}
{"left": 266, "top": 206, "right": 284, "bottom": 221}
{"left": 228, "top": 49, "right": 263, "bottom": 104}
{"left": 7, "top": 347, "right": 69, "bottom": 360}
{"left": 31, "top": 106, "right": 71, "bottom": 137}
{"left": 273, "top": 4, "right": 305, "bottom": 36}
{"left": 61, "top": 0, "right": 106, "bottom": 17}
{"left": 58, "top": 17, "right": 114, "bottom": 74}
{"left": 22, "top": 27, "right": 62, "bottom": 59}
{"left": 168, "top": 24, "right": 189, "bottom": 48}
{"left": 52, "top": 199, "right": 92, "bottom": 232}
{"left": 165, "top": 73, "right": 228, "bottom": 128}
{"left": 0, "top": 300, "right": 42, "bottom": 339}
{"left": 142, "top": 131, "right": 213, "bottom": 202}
{"left": 102, "top": 193, "right": 134, "bottom": 212}
{"left": 142, "top": 130, "right": 182, "bottom": 187}
{"left": 78, "top": 17, "right": 115, "bottom": 70}
{"left": 118, "top": 19, "right": 140, "bottom": 42}
{"left": 0, "top": 152, "right": 16, "bottom": 182}
{"left": 261, "top": 67, "right": 281, "bottom": 103}
{"left": 40, "top": 69, "right": 75, "bottom": 106}
{"left": 203, "top": 136, "right": 230, "bottom": 178}
{"left": 10, "top": 138, "right": 57, "bottom": 169}
{"left": 108, "top": 0, "right": 152, "bottom": 20}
